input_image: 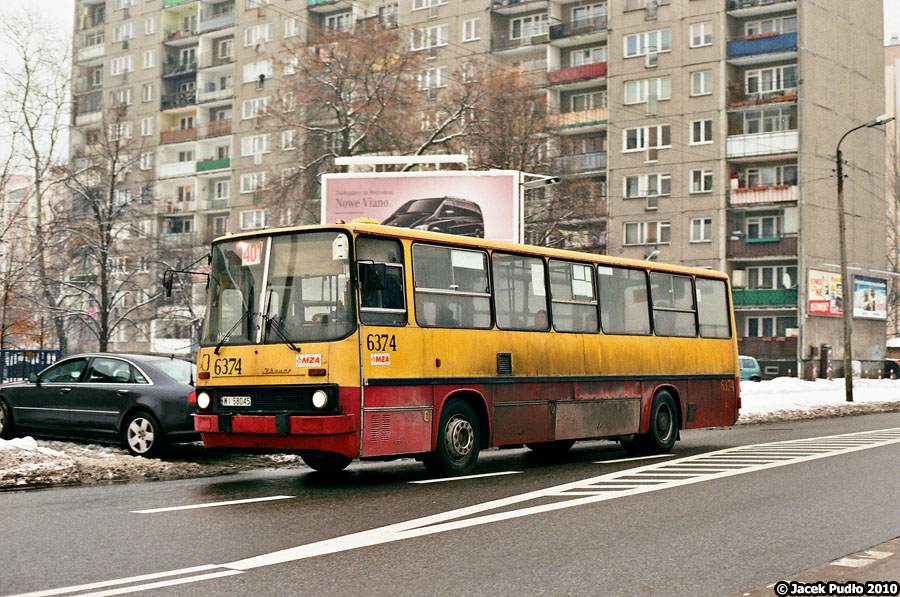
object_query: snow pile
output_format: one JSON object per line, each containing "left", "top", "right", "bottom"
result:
{"left": 738, "top": 377, "right": 900, "bottom": 424}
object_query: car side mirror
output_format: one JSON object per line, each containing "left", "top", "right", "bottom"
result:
{"left": 29, "top": 372, "right": 39, "bottom": 386}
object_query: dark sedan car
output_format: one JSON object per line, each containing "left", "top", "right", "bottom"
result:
{"left": 0, "top": 353, "right": 197, "bottom": 457}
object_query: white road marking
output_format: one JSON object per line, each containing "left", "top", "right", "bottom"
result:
{"left": 131, "top": 495, "right": 295, "bottom": 514}
{"left": 410, "top": 471, "right": 522, "bottom": 484}
{"left": 595, "top": 454, "right": 674, "bottom": 464}
{"left": 75, "top": 571, "right": 243, "bottom": 597}
{"left": 8, "top": 565, "right": 224, "bottom": 597}
{"left": 11, "top": 427, "right": 900, "bottom": 597}
{"left": 831, "top": 550, "right": 894, "bottom": 568}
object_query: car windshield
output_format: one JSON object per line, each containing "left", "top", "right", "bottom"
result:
{"left": 143, "top": 357, "right": 195, "bottom": 383}
{"left": 394, "top": 199, "right": 443, "bottom": 215}
{"left": 200, "top": 231, "right": 355, "bottom": 346}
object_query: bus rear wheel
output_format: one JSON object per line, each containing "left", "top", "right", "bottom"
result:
{"left": 423, "top": 400, "right": 480, "bottom": 477}
{"left": 619, "top": 391, "right": 678, "bottom": 455}
{"left": 301, "top": 451, "right": 353, "bottom": 473}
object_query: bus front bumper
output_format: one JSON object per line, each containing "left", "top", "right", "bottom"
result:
{"left": 194, "top": 413, "right": 355, "bottom": 435}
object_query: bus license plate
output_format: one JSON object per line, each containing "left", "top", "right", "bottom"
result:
{"left": 221, "top": 396, "right": 252, "bottom": 407}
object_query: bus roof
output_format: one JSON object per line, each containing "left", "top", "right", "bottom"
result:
{"left": 212, "top": 222, "right": 729, "bottom": 280}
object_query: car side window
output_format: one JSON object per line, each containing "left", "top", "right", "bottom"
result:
{"left": 41, "top": 359, "right": 88, "bottom": 383}
{"left": 87, "top": 358, "right": 132, "bottom": 383}
{"left": 133, "top": 367, "right": 149, "bottom": 384}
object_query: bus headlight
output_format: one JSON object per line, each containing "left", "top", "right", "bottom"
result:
{"left": 311, "top": 390, "right": 328, "bottom": 409}
{"left": 197, "top": 392, "right": 211, "bottom": 410}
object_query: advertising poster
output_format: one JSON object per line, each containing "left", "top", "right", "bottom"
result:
{"left": 852, "top": 275, "right": 887, "bottom": 320}
{"left": 807, "top": 269, "right": 842, "bottom": 317}
{"left": 322, "top": 171, "right": 520, "bottom": 243}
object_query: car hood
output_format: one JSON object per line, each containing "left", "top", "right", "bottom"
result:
{"left": 382, "top": 213, "right": 428, "bottom": 227}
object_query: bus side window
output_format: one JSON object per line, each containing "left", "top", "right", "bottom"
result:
{"left": 598, "top": 266, "right": 651, "bottom": 335}
{"left": 695, "top": 277, "right": 731, "bottom": 338}
{"left": 549, "top": 260, "right": 598, "bottom": 333}
{"left": 649, "top": 273, "right": 697, "bottom": 337}
{"left": 492, "top": 253, "right": 548, "bottom": 331}
{"left": 412, "top": 244, "right": 491, "bottom": 329}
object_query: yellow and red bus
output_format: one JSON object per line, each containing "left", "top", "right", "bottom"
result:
{"left": 191, "top": 222, "right": 739, "bottom": 475}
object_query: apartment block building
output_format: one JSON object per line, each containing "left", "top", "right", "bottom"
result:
{"left": 70, "top": 0, "right": 887, "bottom": 374}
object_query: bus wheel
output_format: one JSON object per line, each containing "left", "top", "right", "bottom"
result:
{"left": 301, "top": 451, "right": 352, "bottom": 473}
{"left": 526, "top": 439, "right": 575, "bottom": 456}
{"left": 620, "top": 391, "right": 678, "bottom": 455}
{"left": 424, "top": 400, "right": 480, "bottom": 477}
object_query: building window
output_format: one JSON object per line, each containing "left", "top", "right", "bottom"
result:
{"left": 214, "top": 180, "right": 231, "bottom": 200}
{"left": 690, "top": 119, "right": 713, "bottom": 144}
{"left": 746, "top": 65, "right": 797, "bottom": 96}
{"left": 110, "top": 55, "right": 134, "bottom": 76}
{"left": 689, "top": 21, "right": 712, "bottom": 47}
{"left": 241, "top": 96, "right": 270, "bottom": 119}
{"left": 690, "top": 218, "right": 712, "bottom": 242}
{"left": 139, "top": 152, "right": 153, "bottom": 170}
{"left": 244, "top": 23, "right": 274, "bottom": 47}
{"left": 624, "top": 173, "right": 671, "bottom": 199}
{"left": 281, "top": 130, "right": 296, "bottom": 150}
{"left": 690, "top": 169, "right": 713, "bottom": 193}
{"left": 746, "top": 265, "right": 796, "bottom": 289}
{"left": 510, "top": 15, "right": 548, "bottom": 40}
{"left": 240, "top": 134, "right": 271, "bottom": 157}
{"left": 242, "top": 60, "right": 272, "bottom": 84}
{"left": 412, "top": 24, "right": 449, "bottom": 50}
{"left": 113, "top": 22, "right": 135, "bottom": 42}
{"left": 571, "top": 46, "right": 606, "bottom": 66}
{"left": 623, "top": 29, "right": 671, "bottom": 58}
{"left": 745, "top": 16, "right": 796, "bottom": 37}
{"left": 240, "top": 172, "right": 268, "bottom": 193}
{"left": 745, "top": 165, "right": 797, "bottom": 187}
{"left": 690, "top": 70, "right": 712, "bottom": 96}
{"left": 746, "top": 215, "right": 781, "bottom": 239}
{"left": 624, "top": 76, "right": 671, "bottom": 105}
{"left": 740, "top": 107, "right": 795, "bottom": 134}
{"left": 140, "top": 116, "right": 153, "bottom": 136}
{"left": 624, "top": 221, "right": 671, "bottom": 246}
{"left": 622, "top": 124, "right": 671, "bottom": 152}
{"left": 745, "top": 316, "right": 797, "bottom": 338}
{"left": 145, "top": 17, "right": 156, "bottom": 35}
{"left": 240, "top": 209, "right": 267, "bottom": 230}
{"left": 142, "top": 83, "right": 153, "bottom": 102}
{"left": 462, "top": 18, "right": 480, "bottom": 42}
{"left": 176, "top": 185, "right": 193, "bottom": 202}
{"left": 420, "top": 66, "right": 448, "bottom": 90}
{"left": 284, "top": 18, "right": 299, "bottom": 38}
{"left": 324, "top": 12, "right": 352, "bottom": 32}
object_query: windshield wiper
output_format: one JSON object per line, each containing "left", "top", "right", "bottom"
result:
{"left": 214, "top": 283, "right": 254, "bottom": 355}
{"left": 262, "top": 291, "right": 301, "bottom": 352}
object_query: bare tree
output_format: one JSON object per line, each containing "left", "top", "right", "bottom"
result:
{"left": 60, "top": 103, "right": 162, "bottom": 352}
{"left": 0, "top": 13, "right": 71, "bottom": 352}
{"left": 886, "top": 132, "right": 900, "bottom": 338}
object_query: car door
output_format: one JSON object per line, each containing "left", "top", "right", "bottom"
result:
{"left": 69, "top": 357, "right": 136, "bottom": 433}
{"left": 11, "top": 358, "right": 89, "bottom": 428}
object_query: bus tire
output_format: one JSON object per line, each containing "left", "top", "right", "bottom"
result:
{"left": 301, "top": 451, "right": 352, "bottom": 473}
{"left": 423, "top": 400, "right": 480, "bottom": 477}
{"left": 526, "top": 439, "right": 575, "bottom": 456}
{"left": 620, "top": 391, "right": 678, "bottom": 455}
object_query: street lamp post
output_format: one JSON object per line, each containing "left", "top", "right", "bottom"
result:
{"left": 835, "top": 114, "right": 894, "bottom": 402}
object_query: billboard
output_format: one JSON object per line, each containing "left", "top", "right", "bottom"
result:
{"left": 322, "top": 171, "right": 521, "bottom": 243}
{"left": 852, "top": 275, "right": 887, "bottom": 320}
{"left": 807, "top": 269, "right": 842, "bottom": 317}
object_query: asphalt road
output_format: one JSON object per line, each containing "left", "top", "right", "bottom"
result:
{"left": 3, "top": 413, "right": 900, "bottom": 597}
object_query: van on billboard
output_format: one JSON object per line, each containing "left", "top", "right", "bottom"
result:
{"left": 321, "top": 171, "right": 521, "bottom": 242}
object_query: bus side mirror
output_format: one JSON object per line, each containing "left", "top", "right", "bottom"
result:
{"left": 358, "top": 262, "right": 385, "bottom": 292}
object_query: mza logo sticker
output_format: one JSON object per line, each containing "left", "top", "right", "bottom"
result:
{"left": 296, "top": 354, "right": 322, "bottom": 367}
{"left": 370, "top": 353, "right": 391, "bottom": 366}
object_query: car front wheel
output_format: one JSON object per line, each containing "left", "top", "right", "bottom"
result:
{"left": 0, "top": 399, "right": 15, "bottom": 440}
{"left": 123, "top": 412, "right": 164, "bottom": 458}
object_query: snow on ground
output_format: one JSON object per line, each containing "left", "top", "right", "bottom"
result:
{"left": 2, "top": 377, "right": 899, "bottom": 491}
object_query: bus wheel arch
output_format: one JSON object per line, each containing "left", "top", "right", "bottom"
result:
{"left": 433, "top": 390, "right": 490, "bottom": 450}
{"left": 621, "top": 387, "right": 680, "bottom": 455}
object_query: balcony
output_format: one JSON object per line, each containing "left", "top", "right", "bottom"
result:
{"left": 165, "top": 27, "right": 198, "bottom": 44}
{"left": 727, "top": 235, "right": 797, "bottom": 259}
{"left": 197, "top": 157, "right": 231, "bottom": 172}
{"left": 547, "top": 61, "right": 606, "bottom": 85}
{"left": 199, "top": 119, "right": 233, "bottom": 138}
{"left": 161, "top": 91, "right": 197, "bottom": 110}
{"left": 548, "top": 107, "right": 608, "bottom": 130}
{"left": 726, "top": 0, "right": 797, "bottom": 15}
{"left": 728, "top": 87, "right": 797, "bottom": 107}
{"left": 490, "top": 0, "right": 549, "bottom": 15}
{"left": 491, "top": 33, "right": 549, "bottom": 53}
{"left": 548, "top": 16, "right": 607, "bottom": 42}
{"left": 199, "top": 10, "right": 235, "bottom": 33}
{"left": 199, "top": 198, "right": 230, "bottom": 211}
{"left": 75, "top": 111, "right": 103, "bottom": 126}
{"left": 729, "top": 184, "right": 798, "bottom": 206}
{"left": 198, "top": 54, "right": 235, "bottom": 69}
{"left": 158, "top": 161, "right": 197, "bottom": 179}
{"left": 197, "top": 87, "right": 234, "bottom": 103}
{"left": 163, "top": 201, "right": 196, "bottom": 214}
{"left": 727, "top": 32, "right": 797, "bottom": 64}
{"left": 552, "top": 151, "right": 607, "bottom": 175}
{"left": 160, "top": 127, "right": 197, "bottom": 144}
{"left": 163, "top": 0, "right": 197, "bottom": 7}
{"left": 159, "top": 232, "right": 197, "bottom": 248}
{"left": 737, "top": 336, "right": 797, "bottom": 359}
{"left": 731, "top": 287, "right": 797, "bottom": 307}
{"left": 726, "top": 130, "right": 797, "bottom": 159}
{"left": 76, "top": 44, "right": 105, "bottom": 62}
{"left": 163, "top": 60, "right": 198, "bottom": 78}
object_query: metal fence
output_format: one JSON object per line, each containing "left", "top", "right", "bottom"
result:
{"left": 0, "top": 350, "right": 62, "bottom": 384}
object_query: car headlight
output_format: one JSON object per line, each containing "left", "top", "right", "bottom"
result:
{"left": 197, "top": 392, "right": 211, "bottom": 409}
{"left": 311, "top": 390, "right": 328, "bottom": 409}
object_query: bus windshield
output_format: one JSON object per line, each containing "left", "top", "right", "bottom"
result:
{"left": 200, "top": 231, "right": 355, "bottom": 346}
